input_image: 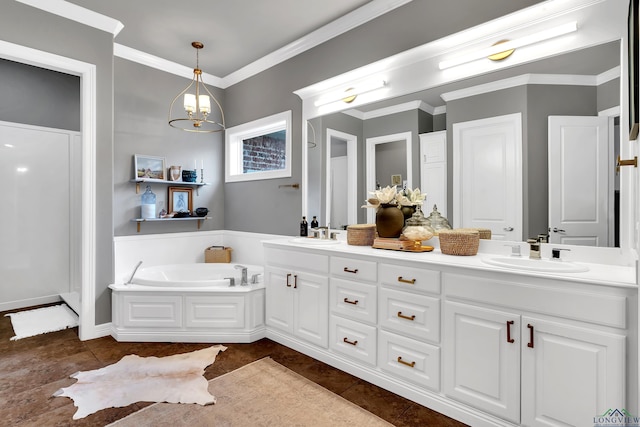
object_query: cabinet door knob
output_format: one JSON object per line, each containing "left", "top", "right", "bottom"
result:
{"left": 506, "top": 320, "right": 515, "bottom": 343}
{"left": 527, "top": 323, "right": 534, "bottom": 348}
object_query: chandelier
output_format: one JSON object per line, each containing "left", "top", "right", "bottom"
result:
{"left": 168, "top": 41, "right": 225, "bottom": 133}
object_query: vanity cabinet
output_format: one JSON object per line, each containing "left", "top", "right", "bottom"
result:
{"left": 264, "top": 248, "right": 329, "bottom": 348}
{"left": 443, "top": 274, "right": 627, "bottom": 427}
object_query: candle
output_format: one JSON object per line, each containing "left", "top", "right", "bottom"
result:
{"left": 194, "top": 160, "right": 197, "bottom": 171}
{"left": 201, "top": 160, "right": 204, "bottom": 169}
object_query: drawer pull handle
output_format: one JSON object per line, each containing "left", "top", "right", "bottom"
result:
{"left": 343, "top": 298, "right": 359, "bottom": 305}
{"left": 506, "top": 320, "right": 515, "bottom": 343}
{"left": 397, "top": 356, "right": 415, "bottom": 368}
{"left": 527, "top": 323, "right": 534, "bottom": 348}
{"left": 343, "top": 337, "right": 358, "bottom": 346}
{"left": 397, "top": 311, "right": 416, "bottom": 321}
{"left": 343, "top": 267, "right": 359, "bottom": 274}
{"left": 293, "top": 274, "right": 298, "bottom": 289}
{"left": 397, "top": 276, "right": 416, "bottom": 284}
{"left": 286, "top": 273, "right": 292, "bottom": 287}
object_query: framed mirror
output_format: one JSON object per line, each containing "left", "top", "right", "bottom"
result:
{"left": 298, "top": 0, "right": 629, "bottom": 249}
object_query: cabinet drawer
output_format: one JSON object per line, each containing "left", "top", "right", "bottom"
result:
{"left": 265, "top": 247, "right": 329, "bottom": 275}
{"left": 330, "top": 278, "right": 377, "bottom": 324}
{"left": 331, "top": 256, "right": 377, "bottom": 282}
{"left": 379, "top": 263, "right": 440, "bottom": 294}
{"left": 378, "top": 330, "right": 440, "bottom": 391}
{"left": 330, "top": 315, "right": 377, "bottom": 366}
{"left": 379, "top": 288, "right": 440, "bottom": 343}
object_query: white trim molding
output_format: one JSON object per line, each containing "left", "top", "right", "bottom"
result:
{"left": 0, "top": 40, "right": 98, "bottom": 341}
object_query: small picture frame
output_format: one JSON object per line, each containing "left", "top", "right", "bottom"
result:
{"left": 168, "top": 186, "right": 193, "bottom": 213}
{"left": 391, "top": 174, "right": 402, "bottom": 186}
{"left": 134, "top": 154, "right": 166, "bottom": 180}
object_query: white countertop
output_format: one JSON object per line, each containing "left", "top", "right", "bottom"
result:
{"left": 263, "top": 238, "right": 637, "bottom": 289}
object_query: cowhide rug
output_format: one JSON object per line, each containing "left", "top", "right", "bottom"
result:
{"left": 53, "top": 345, "right": 227, "bottom": 419}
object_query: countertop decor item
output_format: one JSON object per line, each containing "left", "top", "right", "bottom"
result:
{"left": 424, "top": 204, "right": 452, "bottom": 234}
{"left": 346, "top": 224, "right": 376, "bottom": 246}
{"left": 438, "top": 229, "right": 480, "bottom": 256}
{"left": 375, "top": 203, "right": 404, "bottom": 238}
{"left": 401, "top": 205, "right": 434, "bottom": 247}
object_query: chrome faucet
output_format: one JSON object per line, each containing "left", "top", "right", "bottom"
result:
{"left": 126, "top": 261, "right": 143, "bottom": 284}
{"left": 235, "top": 264, "right": 248, "bottom": 286}
{"left": 527, "top": 239, "right": 541, "bottom": 259}
{"left": 312, "top": 226, "right": 330, "bottom": 239}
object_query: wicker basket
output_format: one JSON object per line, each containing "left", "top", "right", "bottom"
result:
{"left": 438, "top": 229, "right": 479, "bottom": 256}
{"left": 347, "top": 224, "right": 377, "bottom": 246}
{"left": 457, "top": 227, "right": 492, "bottom": 240}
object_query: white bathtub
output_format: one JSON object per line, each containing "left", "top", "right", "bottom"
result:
{"left": 131, "top": 263, "right": 263, "bottom": 288}
{"left": 109, "top": 263, "right": 266, "bottom": 343}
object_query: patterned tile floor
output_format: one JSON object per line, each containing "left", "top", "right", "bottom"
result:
{"left": 0, "top": 304, "right": 467, "bottom": 426}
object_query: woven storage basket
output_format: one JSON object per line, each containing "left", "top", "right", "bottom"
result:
{"left": 457, "top": 227, "right": 492, "bottom": 240}
{"left": 347, "top": 224, "right": 377, "bottom": 246}
{"left": 438, "top": 229, "right": 479, "bottom": 256}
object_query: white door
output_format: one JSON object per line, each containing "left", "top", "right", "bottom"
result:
{"left": 420, "top": 131, "right": 447, "bottom": 218}
{"left": 453, "top": 113, "right": 523, "bottom": 240}
{"left": 521, "top": 317, "right": 625, "bottom": 427}
{"left": 548, "top": 116, "right": 610, "bottom": 246}
{"left": 443, "top": 301, "right": 521, "bottom": 423}
{"left": 330, "top": 156, "right": 348, "bottom": 228}
{"left": 293, "top": 272, "right": 329, "bottom": 347}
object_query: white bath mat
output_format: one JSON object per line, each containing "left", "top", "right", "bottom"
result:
{"left": 5, "top": 304, "right": 79, "bottom": 340}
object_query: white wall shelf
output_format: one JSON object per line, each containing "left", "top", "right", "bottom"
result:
{"left": 129, "top": 178, "right": 208, "bottom": 194}
{"left": 130, "top": 216, "right": 211, "bottom": 232}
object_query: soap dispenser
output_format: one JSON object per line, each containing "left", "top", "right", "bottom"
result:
{"left": 300, "top": 217, "right": 308, "bottom": 236}
{"left": 311, "top": 216, "right": 319, "bottom": 229}
{"left": 140, "top": 185, "right": 156, "bottom": 219}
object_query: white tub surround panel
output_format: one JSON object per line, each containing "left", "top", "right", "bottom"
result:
{"left": 263, "top": 238, "right": 637, "bottom": 427}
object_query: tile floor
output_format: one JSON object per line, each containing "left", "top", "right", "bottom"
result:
{"left": 0, "top": 304, "right": 467, "bottom": 426}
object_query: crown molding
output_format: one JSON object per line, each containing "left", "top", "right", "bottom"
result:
{"left": 114, "top": 44, "right": 223, "bottom": 88}
{"left": 342, "top": 100, "right": 446, "bottom": 120}
{"left": 16, "top": 0, "right": 124, "bottom": 36}
{"left": 221, "top": 0, "right": 412, "bottom": 88}
{"left": 22, "top": 0, "right": 410, "bottom": 88}
{"left": 597, "top": 65, "right": 621, "bottom": 85}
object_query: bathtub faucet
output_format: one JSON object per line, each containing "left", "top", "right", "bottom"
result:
{"left": 235, "top": 265, "right": 248, "bottom": 286}
{"left": 126, "top": 261, "right": 143, "bottom": 285}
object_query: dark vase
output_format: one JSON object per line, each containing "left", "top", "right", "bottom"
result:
{"left": 376, "top": 204, "right": 404, "bottom": 238}
{"left": 400, "top": 205, "right": 416, "bottom": 223}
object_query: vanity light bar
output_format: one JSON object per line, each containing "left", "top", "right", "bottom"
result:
{"left": 314, "top": 79, "right": 387, "bottom": 107}
{"left": 438, "top": 21, "right": 578, "bottom": 70}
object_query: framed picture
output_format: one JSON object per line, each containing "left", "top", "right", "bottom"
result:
{"left": 168, "top": 186, "right": 193, "bottom": 213}
{"left": 134, "top": 154, "right": 166, "bottom": 180}
{"left": 391, "top": 174, "right": 402, "bottom": 186}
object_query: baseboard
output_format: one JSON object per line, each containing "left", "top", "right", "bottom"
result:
{"left": 0, "top": 295, "right": 62, "bottom": 313}
{"left": 111, "top": 326, "right": 267, "bottom": 343}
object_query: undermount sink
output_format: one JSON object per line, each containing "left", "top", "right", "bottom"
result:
{"left": 289, "top": 237, "right": 341, "bottom": 245}
{"left": 482, "top": 256, "right": 589, "bottom": 273}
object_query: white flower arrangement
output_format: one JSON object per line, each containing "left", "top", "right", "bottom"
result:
{"left": 361, "top": 185, "right": 426, "bottom": 209}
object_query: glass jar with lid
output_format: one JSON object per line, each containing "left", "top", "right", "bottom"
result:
{"left": 424, "top": 204, "right": 451, "bottom": 235}
{"left": 401, "top": 205, "right": 434, "bottom": 248}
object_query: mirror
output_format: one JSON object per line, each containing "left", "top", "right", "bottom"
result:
{"left": 305, "top": 36, "right": 624, "bottom": 246}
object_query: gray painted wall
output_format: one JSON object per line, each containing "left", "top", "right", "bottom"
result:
{"left": 0, "top": 0, "right": 115, "bottom": 324}
{"left": 0, "top": 59, "right": 80, "bottom": 131}
{"left": 223, "top": 0, "right": 545, "bottom": 235}
{"left": 113, "top": 58, "right": 225, "bottom": 236}
{"left": 375, "top": 140, "right": 407, "bottom": 187}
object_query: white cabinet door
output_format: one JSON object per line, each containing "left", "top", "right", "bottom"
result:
{"left": 420, "top": 131, "right": 447, "bottom": 217}
{"left": 292, "top": 271, "right": 329, "bottom": 348}
{"left": 265, "top": 267, "right": 294, "bottom": 333}
{"left": 521, "top": 317, "right": 625, "bottom": 427}
{"left": 443, "top": 301, "right": 520, "bottom": 423}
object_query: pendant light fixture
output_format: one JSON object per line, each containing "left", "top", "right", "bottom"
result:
{"left": 168, "top": 41, "right": 225, "bottom": 133}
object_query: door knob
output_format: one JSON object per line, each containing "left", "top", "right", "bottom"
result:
{"left": 503, "top": 227, "right": 514, "bottom": 231}
{"left": 552, "top": 227, "right": 566, "bottom": 233}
